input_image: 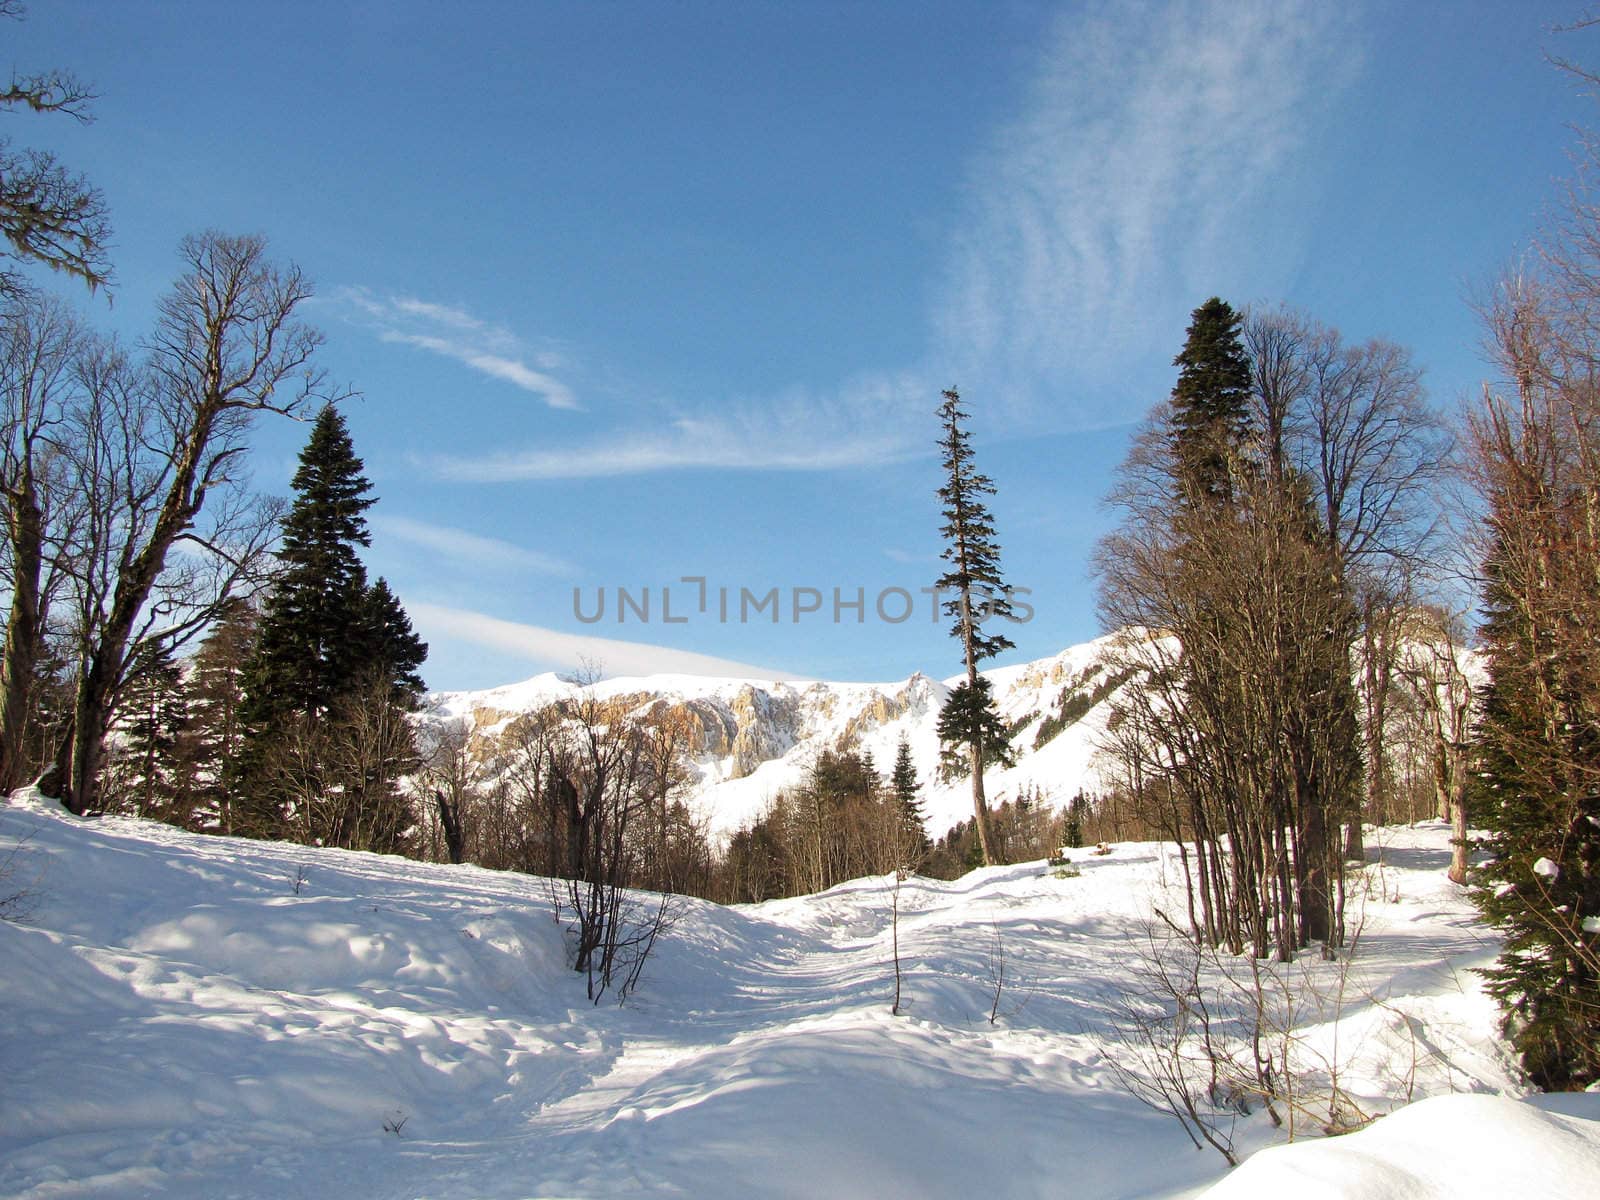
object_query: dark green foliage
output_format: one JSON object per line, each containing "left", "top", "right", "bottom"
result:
{"left": 963, "top": 830, "right": 986, "bottom": 872}
{"left": 1170, "top": 297, "right": 1252, "bottom": 504}
{"left": 1064, "top": 791, "right": 1089, "bottom": 849}
{"left": 936, "top": 676, "right": 1015, "bottom": 782}
{"left": 722, "top": 818, "right": 787, "bottom": 903}
{"left": 108, "top": 642, "right": 191, "bottom": 822}
{"left": 717, "top": 747, "right": 912, "bottom": 897}
{"left": 1472, "top": 524, "right": 1600, "bottom": 1090}
{"left": 934, "top": 387, "right": 1016, "bottom": 868}
{"left": 354, "top": 577, "right": 429, "bottom": 706}
{"left": 186, "top": 597, "right": 258, "bottom": 835}
{"left": 243, "top": 405, "right": 375, "bottom": 725}
{"left": 890, "top": 736, "right": 929, "bottom": 860}
{"left": 811, "top": 746, "right": 876, "bottom": 804}
{"left": 237, "top": 406, "right": 426, "bottom": 852}
{"left": 935, "top": 388, "right": 1015, "bottom": 663}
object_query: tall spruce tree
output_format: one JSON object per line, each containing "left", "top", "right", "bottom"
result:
{"left": 354, "top": 577, "right": 428, "bottom": 705}
{"left": 237, "top": 406, "right": 428, "bottom": 850}
{"left": 890, "top": 735, "right": 929, "bottom": 863}
{"left": 933, "top": 388, "right": 1015, "bottom": 866}
{"left": 1170, "top": 297, "right": 1253, "bottom": 505}
{"left": 108, "top": 641, "right": 191, "bottom": 822}
{"left": 186, "top": 596, "right": 258, "bottom": 834}
{"left": 1473, "top": 533, "right": 1600, "bottom": 1088}
{"left": 1470, "top": 380, "right": 1600, "bottom": 1090}
{"left": 244, "top": 404, "right": 375, "bottom": 724}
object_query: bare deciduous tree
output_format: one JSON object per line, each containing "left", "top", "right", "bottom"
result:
{"left": 0, "top": 0, "right": 112, "bottom": 297}
{"left": 1097, "top": 305, "right": 1446, "bottom": 961}
{"left": 42, "top": 232, "right": 330, "bottom": 814}
{"left": 0, "top": 295, "right": 83, "bottom": 792}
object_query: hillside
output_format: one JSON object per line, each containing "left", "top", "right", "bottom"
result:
{"left": 423, "top": 633, "right": 1137, "bottom": 840}
{"left": 5, "top": 790, "right": 1594, "bottom": 1199}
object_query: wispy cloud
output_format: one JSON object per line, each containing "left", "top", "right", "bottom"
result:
{"left": 937, "top": 0, "right": 1361, "bottom": 417}
{"left": 884, "top": 548, "right": 934, "bottom": 566}
{"left": 411, "top": 602, "right": 806, "bottom": 680}
{"left": 429, "top": 370, "right": 928, "bottom": 482}
{"left": 333, "top": 288, "right": 579, "bottom": 410}
{"left": 371, "top": 514, "right": 576, "bottom": 576}
{"left": 373, "top": 3, "right": 1360, "bottom": 486}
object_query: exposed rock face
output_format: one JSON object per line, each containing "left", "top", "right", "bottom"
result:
{"left": 838, "top": 673, "right": 942, "bottom": 748}
{"left": 420, "top": 626, "right": 1481, "bottom": 839}
{"left": 421, "top": 634, "right": 1132, "bottom": 836}
{"left": 726, "top": 686, "right": 800, "bottom": 778}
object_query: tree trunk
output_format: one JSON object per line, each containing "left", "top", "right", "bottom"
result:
{"left": 1447, "top": 770, "right": 1469, "bottom": 885}
{"left": 0, "top": 484, "right": 43, "bottom": 794}
{"left": 434, "top": 788, "right": 464, "bottom": 865}
{"left": 969, "top": 739, "right": 997, "bottom": 866}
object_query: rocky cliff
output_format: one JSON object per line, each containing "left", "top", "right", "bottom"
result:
{"left": 421, "top": 633, "right": 1133, "bottom": 839}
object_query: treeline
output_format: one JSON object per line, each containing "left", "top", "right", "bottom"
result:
{"left": 1088, "top": 268, "right": 1597, "bottom": 1086}
{"left": 1096, "top": 300, "right": 1449, "bottom": 962}
{"left": 418, "top": 730, "right": 938, "bottom": 908}
{"left": 81, "top": 405, "right": 429, "bottom": 857}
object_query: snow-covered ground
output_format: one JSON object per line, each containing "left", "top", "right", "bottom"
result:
{"left": 2, "top": 792, "right": 1595, "bottom": 1199}
{"left": 423, "top": 633, "right": 1134, "bottom": 840}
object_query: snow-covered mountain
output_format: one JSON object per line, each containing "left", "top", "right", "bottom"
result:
{"left": 423, "top": 632, "right": 1139, "bottom": 838}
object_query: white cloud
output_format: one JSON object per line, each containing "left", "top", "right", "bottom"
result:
{"left": 333, "top": 288, "right": 579, "bottom": 410}
{"left": 371, "top": 3, "right": 1362, "bottom": 484}
{"left": 370, "top": 514, "right": 576, "bottom": 576}
{"left": 936, "top": 0, "right": 1361, "bottom": 418}
{"left": 411, "top": 602, "right": 806, "bottom": 681}
{"left": 430, "top": 370, "right": 929, "bottom": 482}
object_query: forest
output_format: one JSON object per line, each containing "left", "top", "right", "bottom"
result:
{"left": 0, "top": 5, "right": 1596, "bottom": 1093}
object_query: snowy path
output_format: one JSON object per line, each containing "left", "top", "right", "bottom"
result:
{"left": 0, "top": 795, "right": 1573, "bottom": 1200}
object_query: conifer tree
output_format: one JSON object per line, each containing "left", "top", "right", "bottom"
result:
{"left": 1169, "top": 297, "right": 1253, "bottom": 505}
{"left": 1064, "top": 791, "right": 1088, "bottom": 849}
{"left": 933, "top": 388, "right": 1015, "bottom": 865}
{"left": 354, "top": 577, "right": 428, "bottom": 705}
{"left": 1469, "top": 349, "right": 1600, "bottom": 1089}
{"left": 890, "top": 735, "right": 929, "bottom": 862}
{"left": 186, "top": 597, "right": 258, "bottom": 834}
{"left": 108, "top": 642, "right": 190, "bottom": 822}
{"left": 237, "top": 406, "right": 428, "bottom": 850}
{"left": 1473, "top": 529, "right": 1600, "bottom": 1087}
{"left": 243, "top": 404, "right": 375, "bottom": 725}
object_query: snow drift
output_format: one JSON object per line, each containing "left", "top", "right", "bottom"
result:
{"left": 2, "top": 789, "right": 1591, "bottom": 1199}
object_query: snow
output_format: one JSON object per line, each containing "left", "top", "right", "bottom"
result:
{"left": 1197, "top": 1092, "right": 1600, "bottom": 1199}
{"left": 1534, "top": 856, "right": 1560, "bottom": 879}
{"left": 422, "top": 631, "right": 1139, "bottom": 841}
{"left": 1, "top": 795, "right": 1584, "bottom": 1199}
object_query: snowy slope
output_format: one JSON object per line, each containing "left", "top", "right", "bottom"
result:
{"left": 422, "top": 632, "right": 1135, "bottom": 840}
{"left": 4, "top": 790, "right": 1585, "bottom": 1200}
{"left": 1198, "top": 1092, "right": 1600, "bottom": 1200}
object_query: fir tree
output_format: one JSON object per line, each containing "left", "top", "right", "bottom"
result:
{"left": 1064, "top": 791, "right": 1089, "bottom": 850}
{"left": 187, "top": 597, "right": 259, "bottom": 834}
{"left": 890, "top": 736, "right": 929, "bottom": 862}
{"left": 244, "top": 404, "right": 375, "bottom": 725}
{"left": 109, "top": 642, "right": 190, "bottom": 822}
{"left": 1169, "top": 296, "right": 1253, "bottom": 505}
{"left": 935, "top": 677, "right": 1015, "bottom": 781}
{"left": 1473, "top": 515, "right": 1600, "bottom": 1089}
{"left": 354, "top": 577, "right": 428, "bottom": 705}
{"left": 237, "top": 406, "right": 428, "bottom": 851}
{"left": 934, "top": 388, "right": 1015, "bottom": 865}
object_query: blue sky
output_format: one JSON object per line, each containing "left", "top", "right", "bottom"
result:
{"left": 6, "top": 1, "right": 1585, "bottom": 689}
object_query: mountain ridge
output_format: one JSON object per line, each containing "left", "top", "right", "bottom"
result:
{"left": 422, "top": 632, "right": 1134, "bottom": 839}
